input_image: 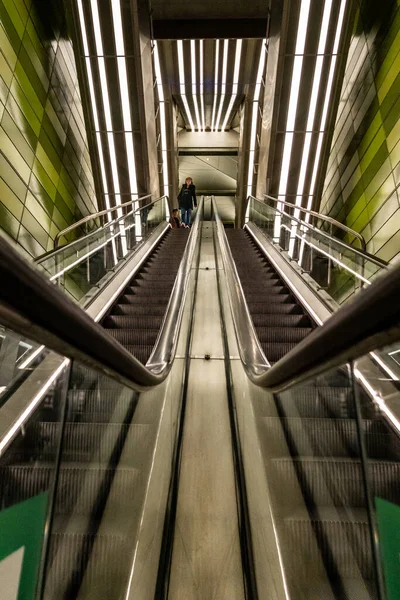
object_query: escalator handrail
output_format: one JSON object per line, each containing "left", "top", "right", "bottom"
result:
{"left": 0, "top": 198, "right": 203, "bottom": 392}
{"left": 213, "top": 197, "right": 400, "bottom": 392}
{"left": 35, "top": 195, "right": 166, "bottom": 263}
{"left": 249, "top": 195, "right": 388, "bottom": 270}
{"left": 263, "top": 193, "right": 368, "bottom": 252}
{"left": 53, "top": 193, "right": 154, "bottom": 249}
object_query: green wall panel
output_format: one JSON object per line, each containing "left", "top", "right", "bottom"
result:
{"left": 0, "top": 0, "right": 97, "bottom": 258}
{"left": 321, "top": 0, "right": 400, "bottom": 264}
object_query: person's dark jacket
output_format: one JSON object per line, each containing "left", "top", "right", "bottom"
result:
{"left": 178, "top": 184, "right": 197, "bottom": 210}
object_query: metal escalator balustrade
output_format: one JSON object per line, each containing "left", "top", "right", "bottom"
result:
{"left": 213, "top": 197, "right": 400, "bottom": 599}
{"left": 34, "top": 195, "right": 170, "bottom": 305}
{"left": 0, "top": 200, "right": 203, "bottom": 599}
{"left": 247, "top": 195, "right": 388, "bottom": 307}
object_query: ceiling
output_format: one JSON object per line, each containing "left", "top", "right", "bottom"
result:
{"left": 155, "top": 39, "right": 265, "bottom": 132}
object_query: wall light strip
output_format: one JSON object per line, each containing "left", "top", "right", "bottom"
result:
{"left": 215, "top": 39, "right": 229, "bottom": 131}
{"left": 0, "top": 359, "right": 70, "bottom": 455}
{"left": 273, "top": 0, "right": 311, "bottom": 236}
{"left": 177, "top": 40, "right": 195, "bottom": 130}
{"left": 211, "top": 40, "right": 220, "bottom": 131}
{"left": 288, "top": 0, "right": 333, "bottom": 257}
{"left": 190, "top": 40, "right": 202, "bottom": 131}
{"left": 222, "top": 39, "right": 242, "bottom": 131}
{"left": 200, "top": 40, "right": 206, "bottom": 131}
{"left": 154, "top": 42, "right": 169, "bottom": 196}
{"left": 245, "top": 42, "right": 267, "bottom": 205}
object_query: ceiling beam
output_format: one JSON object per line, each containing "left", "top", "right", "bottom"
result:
{"left": 153, "top": 18, "right": 268, "bottom": 39}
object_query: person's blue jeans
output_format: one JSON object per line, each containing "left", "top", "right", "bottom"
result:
{"left": 181, "top": 208, "right": 192, "bottom": 226}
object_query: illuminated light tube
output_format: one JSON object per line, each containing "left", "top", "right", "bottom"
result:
{"left": 211, "top": 40, "right": 220, "bottom": 131}
{"left": 288, "top": 0, "right": 333, "bottom": 257}
{"left": 154, "top": 42, "right": 169, "bottom": 199}
{"left": 90, "top": 0, "right": 128, "bottom": 256}
{"left": 298, "top": 0, "right": 348, "bottom": 266}
{"left": 200, "top": 40, "right": 206, "bottom": 131}
{"left": 215, "top": 39, "right": 229, "bottom": 131}
{"left": 0, "top": 359, "right": 70, "bottom": 455}
{"left": 274, "top": 0, "right": 311, "bottom": 239}
{"left": 354, "top": 368, "right": 400, "bottom": 435}
{"left": 370, "top": 352, "right": 399, "bottom": 381}
{"left": 222, "top": 39, "right": 242, "bottom": 131}
{"left": 177, "top": 40, "right": 195, "bottom": 130}
{"left": 191, "top": 40, "right": 202, "bottom": 131}
{"left": 77, "top": 0, "right": 117, "bottom": 262}
{"left": 245, "top": 42, "right": 267, "bottom": 212}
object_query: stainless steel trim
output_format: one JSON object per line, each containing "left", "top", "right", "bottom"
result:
{"left": 251, "top": 196, "right": 388, "bottom": 269}
{"left": 0, "top": 198, "right": 203, "bottom": 392}
{"left": 212, "top": 197, "right": 271, "bottom": 378}
{"left": 263, "top": 193, "right": 367, "bottom": 251}
{"left": 53, "top": 193, "right": 161, "bottom": 250}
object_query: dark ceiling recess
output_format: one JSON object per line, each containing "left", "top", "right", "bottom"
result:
{"left": 152, "top": 19, "right": 269, "bottom": 39}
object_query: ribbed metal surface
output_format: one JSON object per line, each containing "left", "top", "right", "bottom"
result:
{"left": 225, "top": 229, "right": 400, "bottom": 596}
{"left": 102, "top": 228, "right": 188, "bottom": 364}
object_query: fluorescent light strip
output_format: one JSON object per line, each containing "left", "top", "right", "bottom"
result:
{"left": 200, "top": 40, "right": 206, "bottom": 131}
{"left": 191, "top": 41, "right": 202, "bottom": 131}
{"left": 0, "top": 359, "right": 70, "bottom": 455}
{"left": 274, "top": 0, "right": 311, "bottom": 238}
{"left": 370, "top": 352, "right": 399, "bottom": 381}
{"left": 18, "top": 345, "right": 45, "bottom": 369}
{"left": 154, "top": 42, "right": 169, "bottom": 197}
{"left": 288, "top": 0, "right": 333, "bottom": 256}
{"left": 222, "top": 39, "right": 242, "bottom": 131}
{"left": 215, "top": 39, "right": 229, "bottom": 131}
{"left": 354, "top": 368, "right": 400, "bottom": 435}
{"left": 91, "top": 0, "right": 129, "bottom": 254}
{"left": 177, "top": 40, "right": 195, "bottom": 130}
{"left": 211, "top": 40, "right": 220, "bottom": 131}
{"left": 245, "top": 42, "right": 267, "bottom": 210}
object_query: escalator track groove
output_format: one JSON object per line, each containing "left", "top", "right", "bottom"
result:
{"left": 227, "top": 228, "right": 400, "bottom": 599}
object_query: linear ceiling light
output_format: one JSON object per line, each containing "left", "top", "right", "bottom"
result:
{"left": 273, "top": 0, "right": 311, "bottom": 238}
{"left": 214, "top": 39, "right": 229, "bottom": 131}
{"left": 211, "top": 40, "right": 220, "bottom": 131}
{"left": 111, "top": 0, "right": 138, "bottom": 223}
{"left": 177, "top": 40, "right": 195, "bottom": 131}
{"left": 222, "top": 39, "right": 242, "bottom": 131}
{"left": 154, "top": 42, "right": 169, "bottom": 196}
{"left": 298, "top": 0, "right": 348, "bottom": 265}
{"left": 76, "top": 0, "right": 118, "bottom": 263}
{"left": 288, "top": 0, "right": 333, "bottom": 257}
{"left": 91, "top": 0, "right": 128, "bottom": 253}
{"left": 200, "top": 40, "right": 206, "bottom": 131}
{"left": 245, "top": 41, "right": 267, "bottom": 204}
{"left": 190, "top": 40, "right": 202, "bottom": 131}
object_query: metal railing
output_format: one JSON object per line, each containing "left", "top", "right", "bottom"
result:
{"left": 213, "top": 196, "right": 400, "bottom": 391}
{"left": 249, "top": 196, "right": 388, "bottom": 273}
{"left": 0, "top": 197, "right": 203, "bottom": 392}
{"left": 264, "top": 194, "right": 367, "bottom": 251}
{"left": 53, "top": 193, "right": 153, "bottom": 249}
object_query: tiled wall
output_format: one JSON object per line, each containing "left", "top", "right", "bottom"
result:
{"left": 320, "top": 0, "right": 400, "bottom": 263}
{"left": 0, "top": 0, "right": 98, "bottom": 258}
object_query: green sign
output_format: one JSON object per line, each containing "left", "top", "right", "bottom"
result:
{"left": 0, "top": 493, "right": 48, "bottom": 600}
{"left": 376, "top": 497, "right": 400, "bottom": 600}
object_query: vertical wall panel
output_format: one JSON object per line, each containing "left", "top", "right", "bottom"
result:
{"left": 320, "top": 0, "right": 400, "bottom": 263}
{"left": 0, "top": 0, "right": 97, "bottom": 257}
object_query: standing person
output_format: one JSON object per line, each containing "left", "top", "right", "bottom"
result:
{"left": 178, "top": 177, "right": 197, "bottom": 227}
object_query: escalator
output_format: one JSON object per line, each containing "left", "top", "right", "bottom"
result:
{"left": 0, "top": 227, "right": 191, "bottom": 599}
{"left": 224, "top": 224, "right": 400, "bottom": 599}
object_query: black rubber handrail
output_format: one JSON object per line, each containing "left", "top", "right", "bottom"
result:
{"left": 0, "top": 199, "right": 203, "bottom": 392}
{"left": 213, "top": 197, "right": 400, "bottom": 392}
